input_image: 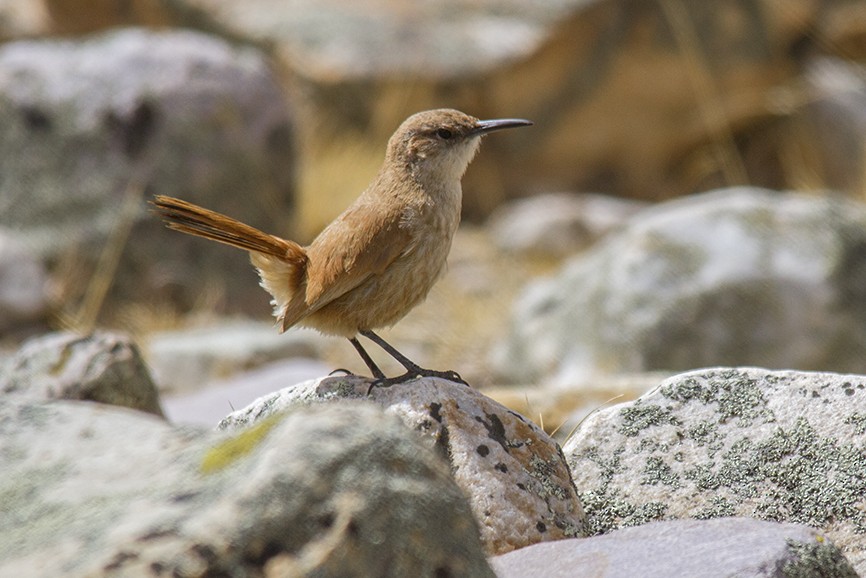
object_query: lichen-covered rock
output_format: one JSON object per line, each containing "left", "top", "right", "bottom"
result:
{"left": 218, "top": 375, "right": 587, "bottom": 554}
{"left": 494, "top": 188, "right": 866, "bottom": 384}
{"left": 0, "top": 398, "right": 494, "bottom": 577}
{"left": 491, "top": 518, "right": 857, "bottom": 578}
{"left": 2, "top": 331, "right": 165, "bottom": 417}
{"left": 0, "top": 28, "right": 295, "bottom": 313}
{"left": 562, "top": 367, "right": 866, "bottom": 573}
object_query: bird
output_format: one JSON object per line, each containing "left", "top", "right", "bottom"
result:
{"left": 153, "top": 108, "right": 532, "bottom": 388}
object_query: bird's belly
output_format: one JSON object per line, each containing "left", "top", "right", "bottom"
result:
{"left": 302, "top": 234, "right": 452, "bottom": 336}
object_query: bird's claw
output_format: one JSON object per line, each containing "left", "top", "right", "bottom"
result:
{"left": 329, "top": 368, "right": 355, "bottom": 377}
{"left": 365, "top": 368, "right": 468, "bottom": 394}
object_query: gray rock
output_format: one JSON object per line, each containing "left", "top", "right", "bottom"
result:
{"left": 2, "top": 330, "right": 165, "bottom": 417}
{"left": 494, "top": 188, "right": 866, "bottom": 385}
{"left": 491, "top": 518, "right": 857, "bottom": 578}
{"left": 488, "top": 192, "right": 648, "bottom": 257}
{"left": 0, "top": 397, "right": 494, "bottom": 577}
{"left": 145, "top": 321, "right": 325, "bottom": 395}
{"left": 562, "top": 367, "right": 866, "bottom": 574}
{"left": 0, "top": 28, "right": 295, "bottom": 312}
{"left": 0, "top": 229, "right": 50, "bottom": 335}
{"left": 219, "top": 375, "right": 587, "bottom": 555}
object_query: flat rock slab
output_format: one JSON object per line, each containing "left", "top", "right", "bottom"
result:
{"left": 219, "top": 375, "right": 587, "bottom": 555}
{"left": 563, "top": 367, "right": 866, "bottom": 574}
{"left": 490, "top": 518, "right": 856, "bottom": 578}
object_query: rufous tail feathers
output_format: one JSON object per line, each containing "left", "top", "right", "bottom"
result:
{"left": 152, "top": 195, "right": 307, "bottom": 330}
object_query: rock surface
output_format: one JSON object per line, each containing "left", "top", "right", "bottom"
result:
{"left": 494, "top": 188, "right": 866, "bottom": 385}
{"left": 1, "top": 331, "right": 164, "bottom": 417}
{"left": 0, "top": 398, "right": 494, "bottom": 577}
{"left": 562, "top": 367, "right": 866, "bottom": 573}
{"left": 0, "top": 28, "right": 295, "bottom": 314}
{"left": 487, "top": 192, "right": 647, "bottom": 258}
{"left": 491, "top": 517, "right": 857, "bottom": 578}
{"left": 218, "top": 375, "right": 587, "bottom": 555}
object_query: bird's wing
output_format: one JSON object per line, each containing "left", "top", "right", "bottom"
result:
{"left": 302, "top": 199, "right": 414, "bottom": 314}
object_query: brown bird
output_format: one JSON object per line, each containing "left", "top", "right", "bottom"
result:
{"left": 153, "top": 109, "right": 532, "bottom": 387}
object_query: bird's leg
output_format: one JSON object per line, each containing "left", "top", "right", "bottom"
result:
{"left": 360, "top": 330, "right": 468, "bottom": 388}
{"left": 348, "top": 337, "right": 386, "bottom": 381}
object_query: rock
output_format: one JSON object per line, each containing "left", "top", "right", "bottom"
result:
{"left": 491, "top": 518, "right": 857, "bottom": 578}
{"left": 145, "top": 321, "right": 325, "bottom": 395}
{"left": 0, "top": 398, "right": 494, "bottom": 577}
{"left": 562, "top": 367, "right": 866, "bottom": 573}
{"left": 1, "top": 331, "right": 165, "bottom": 417}
{"left": 218, "top": 375, "right": 587, "bottom": 555}
{"left": 494, "top": 188, "right": 866, "bottom": 385}
{"left": 487, "top": 192, "right": 648, "bottom": 257}
{"left": 0, "top": 28, "right": 295, "bottom": 314}
{"left": 0, "top": 229, "right": 50, "bottom": 336}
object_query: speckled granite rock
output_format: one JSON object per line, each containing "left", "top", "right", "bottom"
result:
{"left": 218, "top": 375, "right": 587, "bottom": 555}
{"left": 491, "top": 518, "right": 857, "bottom": 578}
{"left": 562, "top": 367, "right": 866, "bottom": 574}
{"left": 0, "top": 398, "right": 493, "bottom": 577}
{"left": 1, "top": 331, "right": 164, "bottom": 417}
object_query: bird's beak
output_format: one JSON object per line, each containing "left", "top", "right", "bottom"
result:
{"left": 469, "top": 118, "right": 533, "bottom": 137}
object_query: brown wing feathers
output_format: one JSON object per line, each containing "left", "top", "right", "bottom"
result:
{"left": 152, "top": 195, "right": 297, "bottom": 259}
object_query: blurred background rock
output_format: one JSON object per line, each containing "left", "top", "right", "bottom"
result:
{"left": 1, "top": 0, "right": 865, "bottom": 429}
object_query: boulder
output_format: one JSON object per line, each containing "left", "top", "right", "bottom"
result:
{"left": 0, "top": 398, "right": 494, "bottom": 577}
{"left": 562, "top": 367, "right": 866, "bottom": 573}
{"left": 494, "top": 188, "right": 866, "bottom": 385}
{"left": 1, "top": 330, "right": 165, "bottom": 417}
{"left": 487, "top": 192, "right": 648, "bottom": 258}
{"left": 0, "top": 28, "right": 295, "bottom": 315}
{"left": 491, "top": 518, "right": 857, "bottom": 578}
{"left": 218, "top": 375, "right": 588, "bottom": 555}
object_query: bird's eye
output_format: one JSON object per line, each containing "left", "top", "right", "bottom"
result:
{"left": 436, "top": 128, "right": 453, "bottom": 140}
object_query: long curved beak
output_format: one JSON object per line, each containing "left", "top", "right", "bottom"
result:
{"left": 469, "top": 118, "right": 533, "bottom": 137}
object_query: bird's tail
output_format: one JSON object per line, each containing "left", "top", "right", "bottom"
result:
{"left": 152, "top": 195, "right": 308, "bottom": 330}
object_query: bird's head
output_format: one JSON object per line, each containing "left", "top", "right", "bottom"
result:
{"left": 386, "top": 109, "right": 532, "bottom": 182}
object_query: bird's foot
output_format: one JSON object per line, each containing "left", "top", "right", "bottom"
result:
{"left": 366, "top": 368, "right": 468, "bottom": 394}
